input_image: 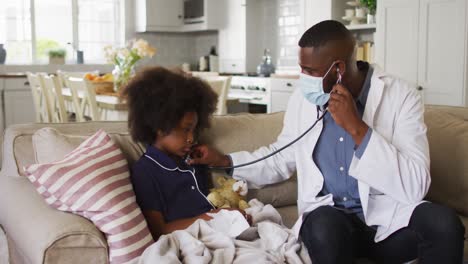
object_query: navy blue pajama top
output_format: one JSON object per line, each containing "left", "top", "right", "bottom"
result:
{"left": 131, "top": 145, "right": 214, "bottom": 222}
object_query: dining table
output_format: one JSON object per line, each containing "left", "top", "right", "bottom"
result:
{"left": 61, "top": 87, "right": 128, "bottom": 121}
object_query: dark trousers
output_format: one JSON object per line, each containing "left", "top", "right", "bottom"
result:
{"left": 299, "top": 202, "right": 465, "bottom": 264}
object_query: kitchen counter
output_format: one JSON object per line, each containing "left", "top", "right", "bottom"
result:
{"left": 0, "top": 64, "right": 113, "bottom": 76}
{"left": 0, "top": 73, "right": 27, "bottom": 78}
{"left": 270, "top": 73, "right": 299, "bottom": 79}
{"left": 217, "top": 72, "right": 300, "bottom": 79}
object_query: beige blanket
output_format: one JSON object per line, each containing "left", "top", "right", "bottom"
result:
{"left": 135, "top": 199, "right": 311, "bottom": 264}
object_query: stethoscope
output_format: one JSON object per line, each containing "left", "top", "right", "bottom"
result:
{"left": 207, "top": 107, "right": 328, "bottom": 170}
{"left": 207, "top": 67, "right": 341, "bottom": 170}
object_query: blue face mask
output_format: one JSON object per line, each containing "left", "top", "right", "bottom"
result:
{"left": 299, "top": 62, "right": 341, "bottom": 106}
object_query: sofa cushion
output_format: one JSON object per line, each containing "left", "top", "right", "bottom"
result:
{"left": 31, "top": 127, "right": 144, "bottom": 165}
{"left": 32, "top": 127, "right": 86, "bottom": 163}
{"left": 199, "top": 112, "right": 298, "bottom": 208}
{"left": 424, "top": 108, "right": 468, "bottom": 215}
{"left": 25, "top": 129, "right": 153, "bottom": 263}
{"left": 3, "top": 122, "right": 144, "bottom": 177}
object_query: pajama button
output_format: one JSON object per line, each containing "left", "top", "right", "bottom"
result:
{"left": 339, "top": 137, "right": 344, "bottom": 142}
{"left": 339, "top": 166, "right": 344, "bottom": 171}
{"left": 191, "top": 186, "right": 195, "bottom": 190}
{"left": 343, "top": 197, "right": 348, "bottom": 201}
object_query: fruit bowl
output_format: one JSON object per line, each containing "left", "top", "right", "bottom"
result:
{"left": 90, "top": 81, "right": 114, "bottom": 94}
{"left": 84, "top": 73, "right": 115, "bottom": 94}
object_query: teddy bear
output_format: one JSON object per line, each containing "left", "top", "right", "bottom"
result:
{"left": 207, "top": 177, "right": 249, "bottom": 210}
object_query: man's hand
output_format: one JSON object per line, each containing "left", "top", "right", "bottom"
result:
{"left": 328, "top": 84, "right": 369, "bottom": 145}
{"left": 188, "top": 144, "right": 231, "bottom": 167}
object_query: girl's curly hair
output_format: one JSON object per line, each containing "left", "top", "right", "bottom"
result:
{"left": 122, "top": 67, "right": 218, "bottom": 145}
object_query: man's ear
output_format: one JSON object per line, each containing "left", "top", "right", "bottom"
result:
{"left": 335, "top": 61, "right": 346, "bottom": 76}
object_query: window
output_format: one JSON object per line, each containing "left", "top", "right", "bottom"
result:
{"left": 34, "top": 0, "right": 73, "bottom": 63}
{"left": 77, "top": 0, "right": 124, "bottom": 63}
{"left": 0, "top": 0, "right": 123, "bottom": 64}
{"left": 0, "top": 0, "right": 33, "bottom": 64}
{"left": 277, "top": 0, "right": 301, "bottom": 70}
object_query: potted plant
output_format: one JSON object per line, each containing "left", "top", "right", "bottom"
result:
{"left": 48, "top": 48, "right": 66, "bottom": 64}
{"left": 360, "top": 0, "right": 376, "bottom": 24}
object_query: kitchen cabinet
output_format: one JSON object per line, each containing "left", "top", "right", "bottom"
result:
{"left": 270, "top": 78, "right": 297, "bottom": 113}
{"left": 301, "top": 0, "right": 346, "bottom": 30}
{"left": 376, "top": 0, "right": 468, "bottom": 106}
{"left": 135, "top": 0, "right": 225, "bottom": 32}
{"left": 182, "top": 0, "right": 226, "bottom": 32}
{"left": 375, "top": 0, "right": 421, "bottom": 92}
{"left": 218, "top": 0, "right": 262, "bottom": 73}
{"left": 3, "top": 78, "right": 36, "bottom": 128}
{"left": 135, "top": 0, "right": 183, "bottom": 32}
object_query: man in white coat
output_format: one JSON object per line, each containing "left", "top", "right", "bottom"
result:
{"left": 189, "top": 20, "right": 465, "bottom": 263}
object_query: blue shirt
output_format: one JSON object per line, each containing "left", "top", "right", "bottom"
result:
{"left": 131, "top": 145, "right": 214, "bottom": 222}
{"left": 313, "top": 62, "right": 373, "bottom": 217}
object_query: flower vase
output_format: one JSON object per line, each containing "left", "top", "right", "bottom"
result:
{"left": 367, "top": 13, "right": 376, "bottom": 24}
{"left": 112, "top": 65, "right": 135, "bottom": 93}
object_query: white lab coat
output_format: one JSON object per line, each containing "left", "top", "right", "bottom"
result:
{"left": 230, "top": 66, "right": 430, "bottom": 242}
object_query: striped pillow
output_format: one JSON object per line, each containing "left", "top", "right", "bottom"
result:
{"left": 26, "top": 129, "right": 153, "bottom": 264}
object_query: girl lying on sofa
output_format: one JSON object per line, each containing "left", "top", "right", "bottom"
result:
{"left": 124, "top": 67, "right": 250, "bottom": 241}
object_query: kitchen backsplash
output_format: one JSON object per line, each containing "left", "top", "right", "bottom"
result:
{"left": 133, "top": 31, "right": 218, "bottom": 70}
{"left": 128, "top": 0, "right": 279, "bottom": 71}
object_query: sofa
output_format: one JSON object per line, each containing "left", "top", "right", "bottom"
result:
{"left": 0, "top": 105, "right": 467, "bottom": 263}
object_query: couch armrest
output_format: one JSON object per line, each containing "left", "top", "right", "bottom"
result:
{"left": 0, "top": 175, "right": 108, "bottom": 264}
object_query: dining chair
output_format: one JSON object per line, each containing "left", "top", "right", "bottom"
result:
{"left": 57, "top": 71, "right": 100, "bottom": 112}
{"left": 39, "top": 74, "right": 69, "bottom": 123}
{"left": 203, "top": 76, "right": 232, "bottom": 115}
{"left": 66, "top": 77, "right": 101, "bottom": 121}
{"left": 26, "top": 72, "right": 51, "bottom": 122}
{"left": 56, "top": 70, "right": 98, "bottom": 87}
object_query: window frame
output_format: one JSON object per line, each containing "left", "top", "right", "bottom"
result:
{"left": 25, "top": 0, "right": 123, "bottom": 64}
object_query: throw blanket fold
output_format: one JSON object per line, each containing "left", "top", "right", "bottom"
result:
{"left": 134, "top": 199, "right": 312, "bottom": 264}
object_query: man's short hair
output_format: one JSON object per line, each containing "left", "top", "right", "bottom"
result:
{"left": 298, "top": 20, "right": 353, "bottom": 48}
